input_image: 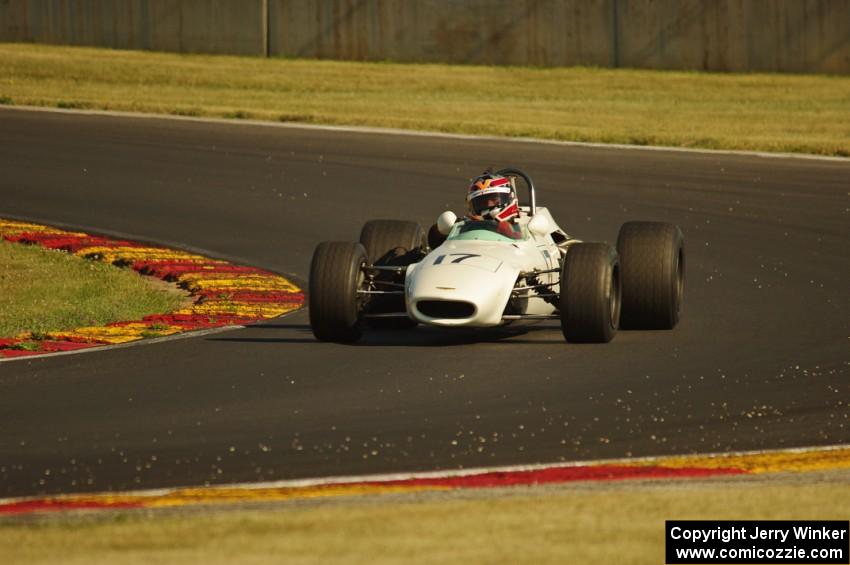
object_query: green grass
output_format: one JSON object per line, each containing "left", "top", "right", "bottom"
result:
{"left": 1, "top": 43, "right": 849, "bottom": 156}
{"left": 1, "top": 477, "right": 848, "bottom": 564}
{"left": 0, "top": 240, "right": 186, "bottom": 338}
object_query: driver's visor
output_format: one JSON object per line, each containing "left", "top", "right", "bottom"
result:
{"left": 469, "top": 191, "right": 513, "bottom": 216}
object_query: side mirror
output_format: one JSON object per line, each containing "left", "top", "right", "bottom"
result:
{"left": 527, "top": 213, "right": 551, "bottom": 236}
{"left": 436, "top": 211, "right": 457, "bottom": 235}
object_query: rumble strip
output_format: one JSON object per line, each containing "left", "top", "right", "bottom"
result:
{"left": 0, "top": 445, "right": 847, "bottom": 515}
{"left": 0, "top": 219, "right": 303, "bottom": 359}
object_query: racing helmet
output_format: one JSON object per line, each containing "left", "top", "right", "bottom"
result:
{"left": 467, "top": 171, "right": 519, "bottom": 222}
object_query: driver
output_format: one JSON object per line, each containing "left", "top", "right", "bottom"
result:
{"left": 466, "top": 171, "right": 523, "bottom": 239}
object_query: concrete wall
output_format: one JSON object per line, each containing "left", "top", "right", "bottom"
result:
{"left": 2, "top": 0, "right": 848, "bottom": 73}
{"left": 268, "top": 0, "right": 850, "bottom": 73}
{"left": 0, "top": 0, "right": 267, "bottom": 55}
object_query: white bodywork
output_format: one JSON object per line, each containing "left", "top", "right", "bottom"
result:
{"left": 404, "top": 207, "right": 567, "bottom": 327}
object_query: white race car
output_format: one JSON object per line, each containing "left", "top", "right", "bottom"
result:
{"left": 309, "top": 168, "right": 684, "bottom": 343}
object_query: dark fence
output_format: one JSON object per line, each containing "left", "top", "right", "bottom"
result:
{"left": 2, "top": 0, "right": 848, "bottom": 73}
{"left": 0, "top": 0, "right": 267, "bottom": 56}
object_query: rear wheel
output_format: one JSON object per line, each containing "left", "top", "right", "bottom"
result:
{"left": 560, "top": 243, "right": 620, "bottom": 343}
{"left": 427, "top": 223, "right": 447, "bottom": 250}
{"left": 309, "top": 241, "right": 367, "bottom": 343}
{"left": 359, "top": 220, "right": 424, "bottom": 328}
{"left": 617, "top": 222, "right": 684, "bottom": 329}
{"left": 359, "top": 219, "right": 425, "bottom": 265}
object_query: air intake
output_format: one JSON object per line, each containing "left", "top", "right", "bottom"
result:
{"left": 416, "top": 300, "right": 475, "bottom": 319}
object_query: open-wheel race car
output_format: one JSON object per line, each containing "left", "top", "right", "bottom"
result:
{"left": 309, "top": 168, "right": 684, "bottom": 343}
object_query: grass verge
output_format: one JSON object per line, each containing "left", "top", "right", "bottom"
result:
{"left": 0, "top": 240, "right": 187, "bottom": 338}
{"left": 1, "top": 475, "right": 848, "bottom": 564}
{"left": 1, "top": 44, "right": 849, "bottom": 156}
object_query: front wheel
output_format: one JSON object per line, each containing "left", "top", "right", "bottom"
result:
{"left": 309, "top": 241, "right": 367, "bottom": 343}
{"left": 559, "top": 243, "right": 621, "bottom": 343}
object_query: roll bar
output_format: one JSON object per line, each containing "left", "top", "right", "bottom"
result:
{"left": 495, "top": 167, "right": 536, "bottom": 216}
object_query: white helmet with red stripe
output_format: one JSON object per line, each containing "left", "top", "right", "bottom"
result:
{"left": 467, "top": 171, "right": 519, "bottom": 222}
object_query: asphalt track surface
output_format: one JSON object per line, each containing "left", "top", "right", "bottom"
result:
{"left": 1, "top": 108, "right": 848, "bottom": 498}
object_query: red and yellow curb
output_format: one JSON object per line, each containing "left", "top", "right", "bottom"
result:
{"left": 0, "top": 219, "right": 304, "bottom": 358}
{"left": 1, "top": 445, "right": 847, "bottom": 515}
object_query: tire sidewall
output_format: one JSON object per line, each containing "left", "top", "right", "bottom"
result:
{"left": 308, "top": 241, "right": 367, "bottom": 342}
{"left": 560, "top": 243, "right": 620, "bottom": 343}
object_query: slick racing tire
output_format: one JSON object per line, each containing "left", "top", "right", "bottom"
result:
{"left": 359, "top": 220, "right": 425, "bottom": 329}
{"left": 309, "top": 241, "right": 367, "bottom": 343}
{"left": 359, "top": 219, "right": 426, "bottom": 265}
{"left": 560, "top": 243, "right": 621, "bottom": 343}
{"left": 427, "top": 223, "right": 447, "bottom": 250}
{"left": 616, "top": 222, "right": 684, "bottom": 330}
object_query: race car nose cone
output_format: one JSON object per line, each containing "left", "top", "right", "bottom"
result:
{"left": 405, "top": 257, "right": 519, "bottom": 327}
